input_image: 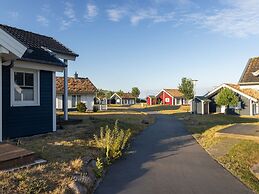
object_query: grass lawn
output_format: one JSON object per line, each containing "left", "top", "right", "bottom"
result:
{"left": 0, "top": 111, "right": 155, "bottom": 193}
{"left": 175, "top": 113, "right": 259, "bottom": 193}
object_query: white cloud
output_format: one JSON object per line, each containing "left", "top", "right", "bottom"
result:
{"left": 61, "top": 2, "right": 77, "bottom": 30}
{"left": 130, "top": 8, "right": 175, "bottom": 25}
{"left": 186, "top": 0, "right": 259, "bottom": 37}
{"left": 36, "top": 15, "right": 49, "bottom": 26}
{"left": 84, "top": 3, "right": 98, "bottom": 21}
{"left": 8, "top": 11, "right": 19, "bottom": 20}
{"left": 107, "top": 8, "right": 127, "bottom": 22}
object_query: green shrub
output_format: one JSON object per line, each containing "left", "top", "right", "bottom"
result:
{"left": 93, "top": 106, "right": 98, "bottom": 112}
{"left": 93, "top": 121, "right": 132, "bottom": 161}
{"left": 77, "top": 102, "right": 86, "bottom": 112}
{"left": 94, "top": 157, "right": 104, "bottom": 178}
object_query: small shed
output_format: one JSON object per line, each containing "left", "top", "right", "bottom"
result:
{"left": 146, "top": 95, "right": 157, "bottom": 105}
{"left": 191, "top": 96, "right": 211, "bottom": 115}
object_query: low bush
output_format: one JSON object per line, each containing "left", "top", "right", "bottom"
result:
{"left": 77, "top": 102, "right": 87, "bottom": 112}
{"left": 92, "top": 121, "right": 132, "bottom": 161}
{"left": 70, "top": 158, "right": 83, "bottom": 172}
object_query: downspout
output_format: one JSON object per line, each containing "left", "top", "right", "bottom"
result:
{"left": 63, "top": 60, "right": 68, "bottom": 120}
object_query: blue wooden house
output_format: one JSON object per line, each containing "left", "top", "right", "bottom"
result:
{"left": 0, "top": 24, "right": 78, "bottom": 141}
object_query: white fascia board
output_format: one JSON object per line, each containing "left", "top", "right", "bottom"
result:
{"left": 205, "top": 84, "right": 257, "bottom": 102}
{"left": 55, "top": 53, "right": 77, "bottom": 61}
{"left": 110, "top": 93, "right": 122, "bottom": 99}
{"left": 155, "top": 89, "right": 174, "bottom": 98}
{"left": 0, "top": 46, "right": 9, "bottom": 54}
{"left": 0, "top": 29, "right": 27, "bottom": 58}
{"left": 13, "top": 60, "right": 65, "bottom": 72}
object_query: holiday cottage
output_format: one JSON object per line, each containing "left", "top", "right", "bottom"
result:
{"left": 0, "top": 24, "right": 78, "bottom": 141}
{"left": 191, "top": 57, "right": 259, "bottom": 116}
{"left": 110, "top": 93, "right": 136, "bottom": 105}
{"left": 156, "top": 89, "right": 186, "bottom": 105}
{"left": 56, "top": 73, "right": 97, "bottom": 111}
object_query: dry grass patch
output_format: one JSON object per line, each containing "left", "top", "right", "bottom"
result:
{"left": 0, "top": 111, "right": 154, "bottom": 193}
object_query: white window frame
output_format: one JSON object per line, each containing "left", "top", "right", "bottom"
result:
{"left": 10, "top": 67, "right": 40, "bottom": 107}
{"left": 165, "top": 98, "right": 170, "bottom": 103}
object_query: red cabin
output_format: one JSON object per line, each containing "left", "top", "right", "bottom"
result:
{"left": 155, "top": 89, "right": 186, "bottom": 105}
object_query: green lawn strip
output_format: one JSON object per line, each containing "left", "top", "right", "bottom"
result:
{"left": 218, "top": 141, "right": 259, "bottom": 193}
{"left": 0, "top": 112, "right": 154, "bottom": 193}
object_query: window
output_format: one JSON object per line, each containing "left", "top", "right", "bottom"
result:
{"left": 176, "top": 98, "right": 182, "bottom": 105}
{"left": 72, "top": 95, "right": 76, "bottom": 108}
{"left": 77, "top": 95, "right": 81, "bottom": 104}
{"left": 165, "top": 98, "right": 170, "bottom": 102}
{"left": 11, "top": 68, "right": 39, "bottom": 106}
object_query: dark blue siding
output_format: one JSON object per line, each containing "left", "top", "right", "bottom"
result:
{"left": 2, "top": 66, "right": 53, "bottom": 139}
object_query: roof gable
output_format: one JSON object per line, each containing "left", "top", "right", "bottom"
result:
{"left": 239, "top": 57, "right": 259, "bottom": 84}
{"left": 205, "top": 83, "right": 259, "bottom": 102}
{"left": 56, "top": 77, "right": 97, "bottom": 94}
{"left": 110, "top": 92, "right": 135, "bottom": 99}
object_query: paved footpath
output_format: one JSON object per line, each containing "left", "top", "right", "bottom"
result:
{"left": 95, "top": 115, "right": 254, "bottom": 194}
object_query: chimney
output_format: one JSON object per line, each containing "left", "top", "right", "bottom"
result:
{"left": 74, "top": 72, "right": 78, "bottom": 79}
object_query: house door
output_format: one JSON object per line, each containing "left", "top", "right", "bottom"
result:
{"left": 221, "top": 106, "right": 225, "bottom": 113}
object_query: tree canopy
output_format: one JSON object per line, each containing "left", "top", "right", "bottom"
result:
{"left": 132, "top": 87, "right": 140, "bottom": 98}
{"left": 178, "top": 78, "right": 194, "bottom": 100}
{"left": 215, "top": 88, "right": 238, "bottom": 107}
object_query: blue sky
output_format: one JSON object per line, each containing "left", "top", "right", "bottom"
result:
{"left": 1, "top": 0, "right": 259, "bottom": 97}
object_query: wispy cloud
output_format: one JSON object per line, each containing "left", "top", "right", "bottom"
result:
{"left": 8, "top": 11, "right": 19, "bottom": 20}
{"left": 84, "top": 3, "right": 98, "bottom": 21}
{"left": 186, "top": 0, "right": 259, "bottom": 37}
{"left": 36, "top": 15, "right": 49, "bottom": 26}
{"left": 130, "top": 8, "right": 175, "bottom": 25}
{"left": 107, "top": 8, "right": 127, "bottom": 22}
{"left": 61, "top": 2, "right": 77, "bottom": 30}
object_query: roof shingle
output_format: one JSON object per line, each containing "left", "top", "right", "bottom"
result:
{"left": 56, "top": 77, "right": 97, "bottom": 94}
{"left": 0, "top": 24, "right": 78, "bottom": 57}
{"left": 226, "top": 84, "right": 259, "bottom": 100}
{"left": 239, "top": 57, "right": 259, "bottom": 84}
{"left": 164, "top": 89, "right": 184, "bottom": 98}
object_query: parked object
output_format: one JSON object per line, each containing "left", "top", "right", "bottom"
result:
{"left": 0, "top": 24, "right": 78, "bottom": 141}
{"left": 110, "top": 93, "right": 136, "bottom": 105}
{"left": 56, "top": 73, "right": 97, "bottom": 111}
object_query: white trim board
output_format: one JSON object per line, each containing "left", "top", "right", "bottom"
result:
{"left": 110, "top": 93, "right": 122, "bottom": 100}
{"left": 0, "top": 29, "right": 27, "bottom": 58}
{"left": 11, "top": 60, "right": 65, "bottom": 72}
{"left": 205, "top": 84, "right": 257, "bottom": 102}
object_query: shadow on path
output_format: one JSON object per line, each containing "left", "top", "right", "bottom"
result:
{"left": 95, "top": 115, "right": 253, "bottom": 194}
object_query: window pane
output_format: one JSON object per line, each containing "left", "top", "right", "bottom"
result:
{"left": 72, "top": 95, "right": 76, "bottom": 107}
{"left": 25, "top": 73, "right": 34, "bottom": 87}
{"left": 77, "top": 95, "right": 81, "bottom": 103}
{"left": 14, "top": 88, "right": 22, "bottom": 101}
{"left": 14, "top": 72, "right": 24, "bottom": 86}
{"left": 22, "top": 88, "right": 34, "bottom": 101}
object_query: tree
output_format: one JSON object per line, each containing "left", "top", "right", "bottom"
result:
{"left": 132, "top": 87, "right": 140, "bottom": 98}
{"left": 178, "top": 78, "right": 194, "bottom": 100}
{"left": 117, "top": 90, "right": 124, "bottom": 96}
{"left": 215, "top": 88, "right": 238, "bottom": 113}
